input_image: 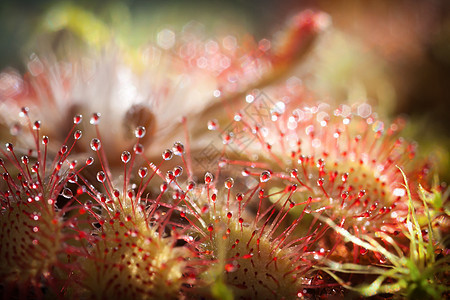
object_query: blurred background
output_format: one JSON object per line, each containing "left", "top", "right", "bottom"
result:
{"left": 0, "top": 0, "right": 449, "bottom": 179}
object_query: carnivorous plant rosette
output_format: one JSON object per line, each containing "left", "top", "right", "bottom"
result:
{"left": 0, "top": 108, "right": 87, "bottom": 298}
{"left": 0, "top": 3, "right": 447, "bottom": 299}
{"left": 209, "top": 96, "right": 434, "bottom": 262}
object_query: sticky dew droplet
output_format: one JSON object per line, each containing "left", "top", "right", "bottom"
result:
{"left": 121, "top": 151, "right": 131, "bottom": 164}
{"left": 204, "top": 172, "right": 214, "bottom": 184}
{"left": 260, "top": 171, "right": 271, "bottom": 183}
{"left": 86, "top": 157, "right": 94, "bottom": 166}
{"left": 172, "top": 142, "right": 185, "bottom": 156}
{"left": 173, "top": 166, "right": 183, "bottom": 177}
{"left": 162, "top": 149, "right": 173, "bottom": 160}
{"left": 73, "top": 115, "right": 83, "bottom": 124}
{"left": 96, "top": 171, "right": 106, "bottom": 183}
{"left": 90, "top": 139, "right": 101, "bottom": 151}
{"left": 90, "top": 113, "right": 101, "bottom": 125}
{"left": 133, "top": 143, "right": 144, "bottom": 154}
{"left": 61, "top": 188, "right": 73, "bottom": 199}
{"left": 138, "top": 167, "right": 148, "bottom": 178}
{"left": 224, "top": 178, "right": 234, "bottom": 189}
{"left": 135, "top": 126, "right": 146, "bottom": 138}
{"left": 207, "top": 119, "right": 218, "bottom": 131}
{"left": 74, "top": 130, "right": 82, "bottom": 140}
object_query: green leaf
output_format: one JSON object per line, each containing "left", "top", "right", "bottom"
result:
{"left": 211, "top": 279, "right": 234, "bottom": 300}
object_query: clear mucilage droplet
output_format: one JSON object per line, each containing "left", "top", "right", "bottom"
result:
{"left": 133, "top": 143, "right": 144, "bottom": 154}
{"left": 74, "top": 130, "right": 82, "bottom": 140}
{"left": 173, "top": 166, "right": 183, "bottom": 177}
{"left": 90, "top": 139, "right": 101, "bottom": 151}
{"left": 135, "top": 126, "right": 146, "bottom": 138}
{"left": 166, "top": 171, "right": 175, "bottom": 182}
{"left": 68, "top": 172, "right": 78, "bottom": 183}
{"left": 86, "top": 157, "right": 94, "bottom": 165}
{"left": 61, "top": 188, "right": 73, "bottom": 199}
{"left": 204, "top": 172, "right": 214, "bottom": 184}
{"left": 172, "top": 142, "right": 185, "bottom": 156}
{"left": 96, "top": 171, "right": 106, "bottom": 183}
{"left": 121, "top": 151, "right": 131, "bottom": 164}
{"left": 138, "top": 167, "right": 148, "bottom": 178}
{"left": 162, "top": 149, "right": 173, "bottom": 160}
{"left": 224, "top": 178, "right": 234, "bottom": 189}
{"left": 73, "top": 114, "right": 83, "bottom": 124}
{"left": 90, "top": 113, "right": 101, "bottom": 125}
{"left": 207, "top": 119, "right": 218, "bottom": 130}
{"left": 33, "top": 121, "right": 41, "bottom": 130}
{"left": 260, "top": 171, "right": 271, "bottom": 183}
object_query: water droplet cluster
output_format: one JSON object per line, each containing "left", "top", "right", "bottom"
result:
{"left": 0, "top": 109, "right": 86, "bottom": 293}
{"left": 0, "top": 9, "right": 443, "bottom": 300}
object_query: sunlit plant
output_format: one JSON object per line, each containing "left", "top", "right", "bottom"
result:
{"left": 209, "top": 95, "right": 433, "bottom": 263}
{"left": 178, "top": 171, "right": 323, "bottom": 299}
{"left": 0, "top": 3, "right": 448, "bottom": 300}
{"left": 317, "top": 168, "right": 449, "bottom": 299}
{"left": 61, "top": 115, "right": 195, "bottom": 299}
{"left": 0, "top": 108, "right": 85, "bottom": 298}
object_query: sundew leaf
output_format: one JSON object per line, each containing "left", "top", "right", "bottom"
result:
{"left": 375, "top": 231, "right": 403, "bottom": 258}
{"left": 317, "top": 215, "right": 402, "bottom": 268}
{"left": 418, "top": 184, "right": 438, "bottom": 265}
{"left": 319, "top": 260, "right": 391, "bottom": 275}
{"left": 356, "top": 268, "right": 402, "bottom": 297}
{"left": 418, "top": 184, "right": 442, "bottom": 213}
{"left": 318, "top": 215, "right": 377, "bottom": 253}
{"left": 397, "top": 166, "right": 424, "bottom": 266}
{"left": 316, "top": 168, "right": 448, "bottom": 299}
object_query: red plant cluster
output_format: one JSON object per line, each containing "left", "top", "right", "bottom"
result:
{"left": 0, "top": 8, "right": 447, "bottom": 300}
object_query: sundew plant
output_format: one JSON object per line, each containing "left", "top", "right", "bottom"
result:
{"left": 0, "top": 2, "right": 448, "bottom": 300}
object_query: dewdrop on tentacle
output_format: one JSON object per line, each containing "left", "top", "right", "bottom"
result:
{"left": 121, "top": 151, "right": 131, "bottom": 164}
{"left": 138, "top": 167, "right": 148, "bottom": 178}
{"left": 75, "top": 190, "right": 191, "bottom": 299}
{"left": 178, "top": 167, "right": 320, "bottom": 299}
{"left": 135, "top": 126, "right": 146, "bottom": 139}
{"left": 224, "top": 177, "right": 234, "bottom": 189}
{"left": 172, "top": 142, "right": 185, "bottom": 156}
{"left": 260, "top": 170, "right": 272, "bottom": 183}
{"left": 90, "top": 112, "right": 101, "bottom": 125}
{"left": 96, "top": 171, "right": 106, "bottom": 183}
{"left": 207, "top": 119, "right": 218, "bottom": 131}
{"left": 162, "top": 149, "right": 174, "bottom": 161}
{"left": 204, "top": 172, "right": 214, "bottom": 185}
{"left": 66, "top": 125, "right": 195, "bottom": 299}
{"left": 221, "top": 100, "right": 429, "bottom": 260}
{"left": 90, "top": 138, "right": 101, "bottom": 151}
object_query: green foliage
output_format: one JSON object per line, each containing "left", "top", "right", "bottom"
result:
{"left": 211, "top": 278, "right": 234, "bottom": 300}
{"left": 316, "top": 167, "right": 449, "bottom": 299}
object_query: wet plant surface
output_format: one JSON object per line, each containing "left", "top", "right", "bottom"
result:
{"left": 0, "top": 2, "right": 449, "bottom": 299}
